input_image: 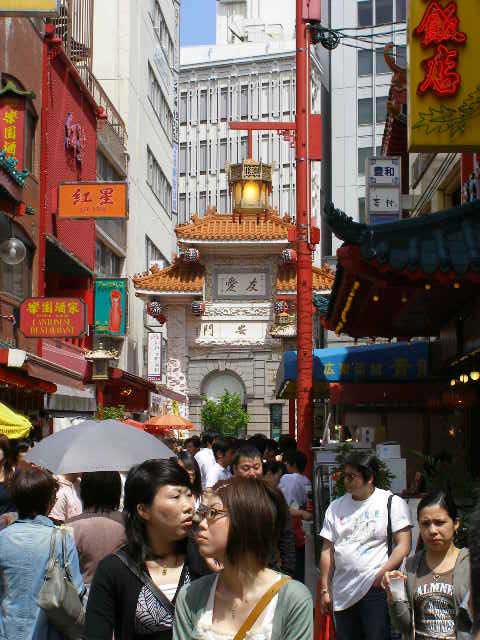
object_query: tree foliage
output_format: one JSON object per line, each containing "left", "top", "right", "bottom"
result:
{"left": 95, "top": 405, "right": 126, "bottom": 421}
{"left": 200, "top": 390, "right": 249, "bottom": 438}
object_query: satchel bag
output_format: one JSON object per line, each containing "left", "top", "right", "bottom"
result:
{"left": 233, "top": 576, "right": 291, "bottom": 640}
{"left": 37, "top": 527, "right": 85, "bottom": 640}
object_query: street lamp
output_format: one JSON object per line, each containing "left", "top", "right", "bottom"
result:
{"left": 228, "top": 159, "right": 272, "bottom": 213}
{"left": 0, "top": 216, "right": 27, "bottom": 265}
{"left": 84, "top": 343, "right": 119, "bottom": 381}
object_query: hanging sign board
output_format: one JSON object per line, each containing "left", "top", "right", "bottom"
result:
{"left": 147, "top": 333, "right": 163, "bottom": 382}
{"left": 58, "top": 182, "right": 128, "bottom": 219}
{"left": 408, "top": 0, "right": 480, "bottom": 151}
{"left": 366, "top": 157, "right": 401, "bottom": 222}
{"left": 94, "top": 279, "right": 127, "bottom": 336}
{"left": 0, "top": 0, "right": 59, "bottom": 15}
{"left": 0, "top": 94, "right": 26, "bottom": 171}
{"left": 19, "top": 297, "right": 87, "bottom": 338}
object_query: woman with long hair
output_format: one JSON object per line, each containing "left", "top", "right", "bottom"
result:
{"left": 174, "top": 477, "right": 313, "bottom": 639}
{"left": 0, "top": 435, "right": 15, "bottom": 516}
{"left": 85, "top": 458, "right": 198, "bottom": 640}
{"left": 383, "top": 490, "right": 472, "bottom": 639}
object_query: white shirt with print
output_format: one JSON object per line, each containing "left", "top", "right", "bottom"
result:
{"left": 320, "top": 488, "right": 412, "bottom": 611}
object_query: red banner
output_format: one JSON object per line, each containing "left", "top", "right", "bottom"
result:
{"left": 0, "top": 96, "right": 25, "bottom": 170}
{"left": 19, "top": 297, "right": 87, "bottom": 338}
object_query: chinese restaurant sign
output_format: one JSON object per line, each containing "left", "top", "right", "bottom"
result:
{"left": 94, "top": 278, "right": 127, "bottom": 337}
{"left": 408, "top": 0, "right": 480, "bottom": 151}
{"left": 0, "top": 0, "right": 59, "bottom": 15}
{"left": 0, "top": 96, "right": 25, "bottom": 170}
{"left": 58, "top": 182, "right": 128, "bottom": 219}
{"left": 19, "top": 298, "right": 86, "bottom": 338}
{"left": 147, "top": 333, "right": 163, "bottom": 382}
{"left": 366, "top": 157, "right": 401, "bottom": 223}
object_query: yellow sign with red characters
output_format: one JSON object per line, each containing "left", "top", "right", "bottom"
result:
{"left": 408, "top": 0, "right": 480, "bottom": 151}
{"left": 0, "top": 0, "right": 59, "bottom": 15}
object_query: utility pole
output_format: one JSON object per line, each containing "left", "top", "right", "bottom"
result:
{"left": 295, "top": 0, "right": 313, "bottom": 475}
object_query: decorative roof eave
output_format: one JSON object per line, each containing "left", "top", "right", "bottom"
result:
{"left": 135, "top": 289, "right": 203, "bottom": 297}
{"left": 0, "top": 152, "right": 29, "bottom": 188}
{"left": 0, "top": 80, "right": 36, "bottom": 100}
{"left": 313, "top": 293, "right": 330, "bottom": 316}
{"left": 178, "top": 239, "right": 290, "bottom": 244}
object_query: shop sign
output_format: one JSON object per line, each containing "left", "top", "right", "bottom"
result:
{"left": 58, "top": 182, "right": 128, "bottom": 219}
{"left": 366, "top": 157, "right": 401, "bottom": 222}
{"left": 147, "top": 333, "right": 163, "bottom": 382}
{"left": 94, "top": 279, "right": 127, "bottom": 336}
{"left": 408, "top": 0, "right": 480, "bottom": 151}
{"left": 0, "top": 0, "right": 59, "bottom": 16}
{"left": 19, "top": 297, "right": 86, "bottom": 338}
{"left": 0, "top": 96, "right": 25, "bottom": 170}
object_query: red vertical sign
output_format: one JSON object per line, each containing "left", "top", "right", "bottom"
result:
{"left": 0, "top": 96, "right": 25, "bottom": 170}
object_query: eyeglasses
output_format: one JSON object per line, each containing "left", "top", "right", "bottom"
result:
{"left": 195, "top": 504, "right": 228, "bottom": 523}
{"left": 344, "top": 472, "right": 362, "bottom": 482}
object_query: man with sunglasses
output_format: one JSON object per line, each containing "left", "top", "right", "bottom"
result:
{"left": 319, "top": 452, "right": 412, "bottom": 640}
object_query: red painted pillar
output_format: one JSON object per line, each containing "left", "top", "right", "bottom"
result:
{"left": 295, "top": 0, "right": 314, "bottom": 476}
{"left": 289, "top": 399, "right": 296, "bottom": 437}
{"left": 96, "top": 382, "right": 105, "bottom": 419}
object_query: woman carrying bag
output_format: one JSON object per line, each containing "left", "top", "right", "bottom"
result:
{"left": 383, "top": 490, "right": 472, "bottom": 640}
{"left": 0, "top": 463, "right": 85, "bottom": 640}
{"left": 173, "top": 477, "right": 313, "bottom": 640}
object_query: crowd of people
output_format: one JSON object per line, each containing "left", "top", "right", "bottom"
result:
{"left": 0, "top": 431, "right": 479, "bottom": 640}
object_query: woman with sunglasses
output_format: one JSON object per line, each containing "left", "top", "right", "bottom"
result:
{"left": 85, "top": 459, "right": 199, "bottom": 640}
{"left": 174, "top": 477, "right": 313, "bottom": 639}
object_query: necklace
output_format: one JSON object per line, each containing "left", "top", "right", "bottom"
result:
{"left": 151, "top": 554, "right": 178, "bottom": 576}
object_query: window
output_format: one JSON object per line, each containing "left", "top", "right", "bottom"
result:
{"left": 376, "top": 0, "right": 393, "bottom": 24}
{"left": 97, "top": 151, "right": 122, "bottom": 181}
{"left": 396, "top": 0, "right": 406, "bottom": 21}
{"left": 24, "top": 110, "right": 36, "bottom": 173}
{"left": 376, "top": 48, "right": 390, "bottom": 74}
{"left": 179, "top": 193, "right": 186, "bottom": 223}
{"left": 358, "top": 147, "right": 374, "bottom": 176}
{"left": 95, "top": 241, "right": 122, "bottom": 276}
{"left": 199, "top": 140, "right": 207, "bottom": 173}
{"left": 180, "top": 92, "right": 188, "bottom": 124}
{"left": 219, "top": 190, "right": 227, "bottom": 212}
{"left": 396, "top": 44, "right": 407, "bottom": 68}
{"left": 358, "top": 98, "right": 373, "bottom": 125}
{"left": 240, "top": 136, "right": 248, "bottom": 161}
{"left": 282, "top": 80, "right": 291, "bottom": 115}
{"left": 358, "top": 0, "right": 373, "bottom": 27}
{"left": 240, "top": 85, "right": 248, "bottom": 120}
{"left": 220, "top": 87, "right": 228, "bottom": 121}
{"left": 151, "top": 0, "right": 174, "bottom": 66}
{"left": 219, "top": 138, "right": 227, "bottom": 172}
{"left": 147, "top": 147, "right": 172, "bottom": 215}
{"left": 261, "top": 82, "right": 269, "bottom": 117}
{"left": 0, "top": 216, "right": 32, "bottom": 300}
{"left": 199, "top": 90, "right": 207, "bottom": 122}
{"left": 199, "top": 191, "right": 206, "bottom": 216}
{"left": 145, "top": 236, "right": 168, "bottom": 270}
{"left": 358, "top": 49, "right": 373, "bottom": 77}
{"left": 376, "top": 96, "right": 388, "bottom": 123}
{"left": 358, "top": 197, "right": 366, "bottom": 223}
{"left": 179, "top": 143, "right": 187, "bottom": 175}
{"left": 270, "top": 404, "right": 283, "bottom": 440}
{"left": 148, "top": 64, "right": 173, "bottom": 141}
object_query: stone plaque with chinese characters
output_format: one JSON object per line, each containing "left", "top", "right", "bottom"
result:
{"left": 215, "top": 270, "right": 269, "bottom": 300}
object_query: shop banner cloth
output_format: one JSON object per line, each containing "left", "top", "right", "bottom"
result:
{"left": 0, "top": 402, "right": 32, "bottom": 439}
{"left": 24, "top": 419, "right": 175, "bottom": 474}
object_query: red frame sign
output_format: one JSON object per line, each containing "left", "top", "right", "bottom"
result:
{"left": 19, "top": 297, "right": 87, "bottom": 338}
{"left": 0, "top": 95, "right": 25, "bottom": 170}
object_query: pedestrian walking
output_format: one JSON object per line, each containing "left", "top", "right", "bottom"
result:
{"left": 263, "top": 461, "right": 285, "bottom": 489}
{"left": 195, "top": 433, "right": 217, "bottom": 490}
{"left": 173, "top": 477, "right": 313, "bottom": 639}
{"left": 85, "top": 458, "right": 199, "bottom": 640}
{"left": 204, "top": 439, "right": 235, "bottom": 489}
{"left": 49, "top": 473, "right": 82, "bottom": 524}
{"left": 0, "top": 435, "right": 15, "bottom": 517}
{"left": 0, "top": 463, "right": 85, "bottom": 639}
{"left": 232, "top": 445, "right": 296, "bottom": 578}
{"left": 470, "top": 500, "right": 480, "bottom": 639}
{"left": 384, "top": 490, "right": 472, "bottom": 640}
{"left": 319, "top": 452, "right": 412, "bottom": 640}
{"left": 184, "top": 436, "right": 201, "bottom": 457}
{"left": 67, "top": 471, "right": 126, "bottom": 586}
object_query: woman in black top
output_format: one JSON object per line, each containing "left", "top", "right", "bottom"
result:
{"left": 0, "top": 435, "right": 15, "bottom": 517}
{"left": 85, "top": 458, "right": 198, "bottom": 640}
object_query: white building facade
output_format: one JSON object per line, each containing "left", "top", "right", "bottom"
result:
{"left": 178, "top": 0, "right": 323, "bottom": 230}
{"left": 329, "top": 0, "right": 407, "bottom": 254}
{"left": 92, "top": 0, "right": 180, "bottom": 377}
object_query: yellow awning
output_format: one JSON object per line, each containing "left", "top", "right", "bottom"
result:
{"left": 0, "top": 402, "right": 32, "bottom": 439}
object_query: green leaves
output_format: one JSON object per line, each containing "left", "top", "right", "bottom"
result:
{"left": 200, "top": 390, "right": 250, "bottom": 438}
{"left": 95, "top": 405, "right": 126, "bottom": 421}
{"left": 413, "top": 85, "right": 480, "bottom": 138}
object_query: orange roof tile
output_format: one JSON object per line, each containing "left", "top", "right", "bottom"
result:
{"left": 276, "top": 264, "right": 335, "bottom": 292}
{"left": 133, "top": 259, "right": 204, "bottom": 293}
{"left": 176, "top": 208, "right": 294, "bottom": 241}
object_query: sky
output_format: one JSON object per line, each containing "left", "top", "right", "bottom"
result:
{"left": 180, "top": 0, "right": 217, "bottom": 46}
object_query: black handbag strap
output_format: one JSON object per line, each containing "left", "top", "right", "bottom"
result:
{"left": 387, "top": 494, "right": 394, "bottom": 557}
{"left": 115, "top": 550, "right": 176, "bottom": 616}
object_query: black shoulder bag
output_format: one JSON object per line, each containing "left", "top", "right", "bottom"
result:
{"left": 387, "top": 493, "right": 394, "bottom": 557}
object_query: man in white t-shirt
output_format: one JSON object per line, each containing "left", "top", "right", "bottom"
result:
{"left": 194, "top": 433, "right": 217, "bottom": 490}
{"left": 204, "top": 438, "right": 236, "bottom": 489}
{"left": 319, "top": 452, "right": 412, "bottom": 640}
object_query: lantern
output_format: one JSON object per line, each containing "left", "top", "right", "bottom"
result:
{"left": 191, "top": 301, "right": 206, "bottom": 316}
{"left": 182, "top": 248, "right": 200, "bottom": 263}
{"left": 146, "top": 301, "right": 162, "bottom": 319}
{"left": 281, "top": 249, "right": 297, "bottom": 264}
{"left": 229, "top": 159, "right": 272, "bottom": 213}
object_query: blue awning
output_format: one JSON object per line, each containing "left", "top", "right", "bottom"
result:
{"left": 276, "top": 341, "right": 430, "bottom": 399}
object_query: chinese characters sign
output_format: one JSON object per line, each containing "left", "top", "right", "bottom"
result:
{"left": 216, "top": 272, "right": 267, "bottom": 298}
{"left": 409, "top": 0, "right": 480, "bottom": 151}
{"left": 58, "top": 182, "right": 128, "bottom": 219}
{"left": 0, "top": 96, "right": 25, "bottom": 170}
{"left": 366, "top": 157, "right": 401, "bottom": 222}
{"left": 0, "top": 0, "right": 59, "bottom": 15}
{"left": 147, "top": 333, "right": 163, "bottom": 382}
{"left": 94, "top": 279, "right": 127, "bottom": 336}
{"left": 19, "top": 297, "right": 86, "bottom": 338}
